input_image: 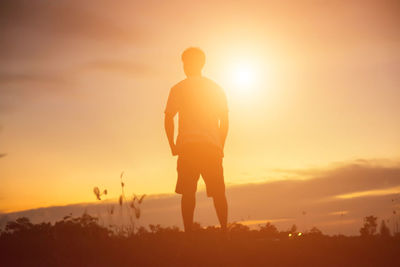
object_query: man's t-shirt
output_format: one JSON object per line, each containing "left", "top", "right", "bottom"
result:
{"left": 164, "top": 76, "right": 228, "bottom": 156}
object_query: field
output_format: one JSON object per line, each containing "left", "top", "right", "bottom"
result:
{"left": 1, "top": 214, "right": 399, "bottom": 267}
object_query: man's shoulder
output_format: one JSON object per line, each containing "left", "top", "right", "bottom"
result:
{"left": 201, "top": 76, "right": 222, "bottom": 88}
{"left": 171, "top": 77, "right": 226, "bottom": 96}
{"left": 171, "top": 78, "right": 189, "bottom": 90}
{"left": 200, "top": 77, "right": 226, "bottom": 98}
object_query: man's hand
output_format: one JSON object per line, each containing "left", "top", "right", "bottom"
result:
{"left": 164, "top": 113, "right": 178, "bottom": 156}
{"left": 170, "top": 143, "right": 178, "bottom": 156}
{"left": 219, "top": 112, "right": 229, "bottom": 150}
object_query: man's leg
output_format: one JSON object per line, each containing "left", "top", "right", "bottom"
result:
{"left": 181, "top": 193, "right": 196, "bottom": 232}
{"left": 212, "top": 193, "right": 228, "bottom": 231}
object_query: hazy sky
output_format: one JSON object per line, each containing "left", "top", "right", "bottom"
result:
{"left": 1, "top": 0, "right": 399, "bottom": 212}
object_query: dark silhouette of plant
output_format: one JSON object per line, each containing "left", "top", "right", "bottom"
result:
{"left": 93, "top": 187, "right": 107, "bottom": 200}
{"left": 379, "top": 219, "right": 390, "bottom": 238}
{"left": 2, "top": 214, "right": 400, "bottom": 267}
{"left": 149, "top": 224, "right": 180, "bottom": 235}
{"left": 92, "top": 185, "right": 113, "bottom": 228}
{"left": 228, "top": 222, "right": 250, "bottom": 233}
{"left": 92, "top": 172, "right": 146, "bottom": 235}
{"left": 360, "top": 215, "right": 378, "bottom": 237}
{"left": 117, "top": 172, "right": 146, "bottom": 234}
{"left": 5, "top": 217, "right": 33, "bottom": 233}
{"left": 53, "top": 212, "right": 110, "bottom": 240}
{"left": 308, "top": 226, "right": 323, "bottom": 237}
{"left": 130, "top": 194, "right": 146, "bottom": 219}
{"left": 259, "top": 222, "right": 279, "bottom": 237}
{"left": 289, "top": 224, "right": 297, "bottom": 234}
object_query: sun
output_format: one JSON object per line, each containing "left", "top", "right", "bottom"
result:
{"left": 214, "top": 52, "right": 266, "bottom": 97}
{"left": 234, "top": 65, "right": 254, "bottom": 87}
{"left": 228, "top": 61, "right": 259, "bottom": 93}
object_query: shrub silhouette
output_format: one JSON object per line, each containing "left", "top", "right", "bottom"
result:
{"left": 308, "top": 226, "right": 323, "bottom": 237}
{"left": 92, "top": 172, "right": 146, "bottom": 235}
{"left": 379, "top": 220, "right": 391, "bottom": 238}
{"left": 259, "top": 222, "right": 279, "bottom": 237}
{"left": 1, "top": 214, "right": 400, "bottom": 266}
{"left": 360, "top": 215, "right": 378, "bottom": 237}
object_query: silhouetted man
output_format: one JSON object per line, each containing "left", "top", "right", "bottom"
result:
{"left": 164, "top": 47, "right": 229, "bottom": 234}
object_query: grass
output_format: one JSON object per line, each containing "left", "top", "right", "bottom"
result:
{"left": 0, "top": 213, "right": 399, "bottom": 266}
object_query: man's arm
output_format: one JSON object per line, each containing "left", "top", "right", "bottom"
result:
{"left": 219, "top": 112, "right": 229, "bottom": 150}
{"left": 164, "top": 113, "right": 177, "bottom": 156}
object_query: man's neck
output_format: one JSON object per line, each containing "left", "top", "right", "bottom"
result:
{"left": 187, "top": 73, "right": 202, "bottom": 78}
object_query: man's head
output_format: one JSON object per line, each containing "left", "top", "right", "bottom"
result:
{"left": 181, "top": 47, "right": 205, "bottom": 77}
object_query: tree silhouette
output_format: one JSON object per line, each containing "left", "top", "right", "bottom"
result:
{"left": 5, "top": 217, "right": 33, "bottom": 233}
{"left": 259, "top": 222, "right": 279, "bottom": 237}
{"left": 289, "top": 224, "right": 297, "bottom": 233}
{"left": 360, "top": 215, "right": 378, "bottom": 237}
{"left": 308, "top": 226, "right": 323, "bottom": 237}
{"left": 379, "top": 220, "right": 390, "bottom": 238}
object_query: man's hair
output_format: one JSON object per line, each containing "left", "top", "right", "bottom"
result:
{"left": 181, "top": 47, "right": 206, "bottom": 67}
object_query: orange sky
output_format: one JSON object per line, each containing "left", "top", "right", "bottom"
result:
{"left": 0, "top": 0, "right": 400, "bottom": 212}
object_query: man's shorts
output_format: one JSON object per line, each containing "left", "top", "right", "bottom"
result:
{"left": 175, "top": 143, "right": 225, "bottom": 197}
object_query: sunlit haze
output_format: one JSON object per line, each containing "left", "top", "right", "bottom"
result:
{"left": 227, "top": 59, "right": 260, "bottom": 94}
{"left": 0, "top": 0, "right": 399, "bottom": 237}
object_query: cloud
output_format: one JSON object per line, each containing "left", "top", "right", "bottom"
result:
{"left": 0, "top": 0, "right": 145, "bottom": 41}
{"left": 335, "top": 187, "right": 400, "bottom": 199}
{"left": 0, "top": 72, "right": 70, "bottom": 85}
{"left": 0, "top": 57, "right": 156, "bottom": 114}
{"left": 0, "top": 71, "right": 74, "bottom": 114}
{"left": 2, "top": 159, "right": 399, "bottom": 235}
{"left": 0, "top": 0, "right": 152, "bottom": 115}
{"left": 84, "top": 60, "right": 158, "bottom": 77}
{"left": 0, "top": 0, "right": 148, "bottom": 61}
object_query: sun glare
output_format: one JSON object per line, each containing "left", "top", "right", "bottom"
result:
{"left": 234, "top": 65, "right": 254, "bottom": 87}
{"left": 225, "top": 59, "right": 261, "bottom": 95}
